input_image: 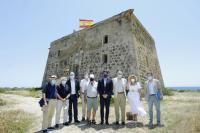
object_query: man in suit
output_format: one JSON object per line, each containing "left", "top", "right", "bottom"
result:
{"left": 67, "top": 72, "right": 80, "bottom": 123}
{"left": 97, "top": 70, "right": 113, "bottom": 125}
{"left": 144, "top": 72, "right": 163, "bottom": 129}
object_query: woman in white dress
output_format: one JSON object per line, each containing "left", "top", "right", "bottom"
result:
{"left": 126, "top": 75, "right": 147, "bottom": 121}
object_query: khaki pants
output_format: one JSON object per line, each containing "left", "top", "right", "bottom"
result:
{"left": 114, "top": 93, "right": 126, "bottom": 122}
{"left": 55, "top": 99, "right": 69, "bottom": 124}
{"left": 81, "top": 94, "right": 87, "bottom": 118}
{"left": 42, "top": 99, "right": 56, "bottom": 130}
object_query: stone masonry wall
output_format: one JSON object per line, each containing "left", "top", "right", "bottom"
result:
{"left": 42, "top": 9, "right": 164, "bottom": 88}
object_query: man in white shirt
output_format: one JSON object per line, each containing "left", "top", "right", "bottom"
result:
{"left": 85, "top": 74, "right": 98, "bottom": 124}
{"left": 80, "top": 73, "right": 90, "bottom": 121}
{"left": 145, "top": 72, "right": 163, "bottom": 129}
{"left": 66, "top": 72, "right": 80, "bottom": 123}
{"left": 112, "top": 70, "right": 127, "bottom": 125}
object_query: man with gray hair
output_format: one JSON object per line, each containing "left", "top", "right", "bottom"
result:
{"left": 66, "top": 72, "right": 80, "bottom": 123}
{"left": 112, "top": 70, "right": 127, "bottom": 125}
{"left": 55, "top": 77, "right": 70, "bottom": 128}
{"left": 42, "top": 75, "right": 63, "bottom": 133}
{"left": 80, "top": 72, "right": 90, "bottom": 121}
{"left": 145, "top": 72, "right": 163, "bottom": 129}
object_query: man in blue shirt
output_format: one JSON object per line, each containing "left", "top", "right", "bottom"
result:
{"left": 42, "top": 75, "right": 63, "bottom": 133}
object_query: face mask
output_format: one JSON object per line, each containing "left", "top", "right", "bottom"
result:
{"left": 117, "top": 74, "right": 122, "bottom": 79}
{"left": 103, "top": 74, "right": 108, "bottom": 78}
{"left": 148, "top": 76, "right": 153, "bottom": 80}
{"left": 131, "top": 79, "right": 135, "bottom": 83}
{"left": 70, "top": 75, "right": 75, "bottom": 80}
{"left": 84, "top": 75, "right": 89, "bottom": 79}
{"left": 61, "top": 80, "right": 67, "bottom": 85}
{"left": 51, "top": 80, "right": 56, "bottom": 85}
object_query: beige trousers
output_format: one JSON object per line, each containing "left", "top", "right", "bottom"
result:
{"left": 114, "top": 93, "right": 126, "bottom": 122}
{"left": 55, "top": 99, "right": 69, "bottom": 124}
{"left": 42, "top": 99, "right": 57, "bottom": 130}
{"left": 81, "top": 94, "right": 87, "bottom": 118}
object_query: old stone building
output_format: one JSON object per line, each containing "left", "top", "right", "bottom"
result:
{"left": 42, "top": 9, "right": 164, "bottom": 87}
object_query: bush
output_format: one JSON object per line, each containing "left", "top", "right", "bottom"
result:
{"left": 163, "top": 88, "right": 174, "bottom": 96}
{"left": 0, "top": 88, "right": 7, "bottom": 93}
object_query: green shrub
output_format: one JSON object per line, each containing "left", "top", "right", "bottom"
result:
{"left": 0, "top": 88, "right": 6, "bottom": 93}
{"left": 162, "top": 88, "right": 174, "bottom": 96}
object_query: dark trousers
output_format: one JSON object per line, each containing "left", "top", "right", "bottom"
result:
{"left": 100, "top": 96, "right": 111, "bottom": 123}
{"left": 69, "top": 94, "right": 78, "bottom": 121}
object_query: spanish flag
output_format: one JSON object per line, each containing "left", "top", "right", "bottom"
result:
{"left": 79, "top": 19, "right": 94, "bottom": 28}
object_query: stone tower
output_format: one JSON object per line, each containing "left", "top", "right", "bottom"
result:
{"left": 42, "top": 9, "right": 164, "bottom": 87}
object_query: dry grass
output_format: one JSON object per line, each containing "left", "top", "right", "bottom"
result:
{"left": 0, "top": 87, "right": 41, "bottom": 98}
{"left": 5, "top": 90, "right": 41, "bottom": 98}
{"left": 0, "top": 98, "right": 6, "bottom": 106}
{"left": 0, "top": 110, "right": 34, "bottom": 133}
{"left": 0, "top": 89, "right": 200, "bottom": 133}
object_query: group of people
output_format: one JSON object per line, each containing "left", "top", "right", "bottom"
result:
{"left": 41, "top": 70, "right": 163, "bottom": 133}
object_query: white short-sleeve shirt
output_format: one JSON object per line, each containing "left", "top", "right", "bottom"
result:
{"left": 86, "top": 81, "right": 98, "bottom": 97}
{"left": 80, "top": 79, "right": 90, "bottom": 93}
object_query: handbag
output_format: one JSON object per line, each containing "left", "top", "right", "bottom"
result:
{"left": 39, "top": 98, "right": 48, "bottom": 107}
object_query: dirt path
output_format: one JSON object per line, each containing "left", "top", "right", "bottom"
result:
{"left": 0, "top": 94, "right": 151, "bottom": 133}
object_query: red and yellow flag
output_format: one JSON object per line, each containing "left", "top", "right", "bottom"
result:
{"left": 79, "top": 19, "right": 94, "bottom": 28}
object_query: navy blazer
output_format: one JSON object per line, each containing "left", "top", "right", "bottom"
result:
{"left": 97, "top": 78, "right": 113, "bottom": 97}
{"left": 66, "top": 79, "right": 80, "bottom": 97}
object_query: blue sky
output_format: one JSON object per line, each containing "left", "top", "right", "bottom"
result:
{"left": 0, "top": 0, "right": 199, "bottom": 87}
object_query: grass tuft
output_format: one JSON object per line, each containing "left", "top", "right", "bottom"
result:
{"left": 0, "top": 98, "right": 6, "bottom": 106}
{"left": 0, "top": 109, "right": 34, "bottom": 133}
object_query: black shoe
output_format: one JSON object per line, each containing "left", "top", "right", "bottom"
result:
{"left": 82, "top": 117, "right": 85, "bottom": 121}
{"left": 75, "top": 120, "right": 80, "bottom": 123}
{"left": 121, "top": 122, "right": 125, "bottom": 125}
{"left": 42, "top": 129, "right": 48, "bottom": 133}
{"left": 55, "top": 124, "right": 59, "bottom": 128}
{"left": 157, "top": 123, "right": 162, "bottom": 127}
{"left": 100, "top": 121, "right": 104, "bottom": 125}
{"left": 106, "top": 122, "right": 109, "bottom": 125}
{"left": 47, "top": 127, "right": 54, "bottom": 129}
{"left": 87, "top": 120, "right": 91, "bottom": 125}
{"left": 92, "top": 120, "right": 96, "bottom": 124}
{"left": 68, "top": 120, "right": 72, "bottom": 123}
{"left": 63, "top": 122, "right": 69, "bottom": 126}
{"left": 115, "top": 121, "right": 119, "bottom": 125}
{"left": 148, "top": 124, "right": 154, "bottom": 129}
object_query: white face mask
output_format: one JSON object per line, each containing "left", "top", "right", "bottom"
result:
{"left": 117, "top": 74, "right": 122, "bottom": 79}
{"left": 61, "top": 80, "right": 67, "bottom": 86}
{"left": 51, "top": 80, "right": 56, "bottom": 85}
{"left": 84, "top": 75, "right": 89, "bottom": 80}
{"left": 70, "top": 75, "right": 75, "bottom": 80}
{"left": 131, "top": 79, "right": 135, "bottom": 83}
{"left": 148, "top": 76, "right": 153, "bottom": 80}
